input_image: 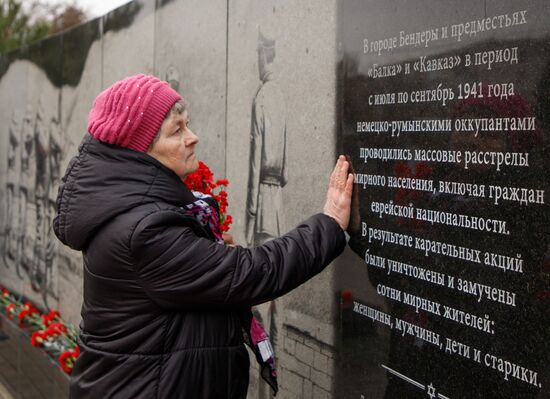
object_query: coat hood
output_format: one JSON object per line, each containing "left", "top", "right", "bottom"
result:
{"left": 54, "top": 134, "right": 196, "bottom": 251}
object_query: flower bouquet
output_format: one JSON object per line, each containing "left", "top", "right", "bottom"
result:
{"left": 184, "top": 161, "right": 233, "bottom": 234}
{"left": 0, "top": 287, "right": 79, "bottom": 374}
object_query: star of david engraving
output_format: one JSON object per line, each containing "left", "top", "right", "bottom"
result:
{"left": 426, "top": 383, "right": 437, "bottom": 399}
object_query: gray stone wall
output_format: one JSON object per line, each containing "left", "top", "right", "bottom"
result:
{"left": 278, "top": 324, "right": 335, "bottom": 399}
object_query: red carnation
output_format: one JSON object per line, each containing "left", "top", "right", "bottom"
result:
{"left": 340, "top": 291, "right": 354, "bottom": 309}
{"left": 5, "top": 304, "right": 16, "bottom": 320}
{"left": 44, "top": 322, "right": 67, "bottom": 338}
{"left": 219, "top": 191, "right": 228, "bottom": 206}
{"left": 58, "top": 345, "right": 81, "bottom": 374}
{"left": 185, "top": 161, "right": 216, "bottom": 194}
{"left": 18, "top": 309, "right": 30, "bottom": 322}
{"left": 31, "top": 331, "right": 46, "bottom": 347}
{"left": 42, "top": 310, "right": 60, "bottom": 326}
{"left": 221, "top": 214, "right": 233, "bottom": 233}
{"left": 58, "top": 350, "right": 76, "bottom": 373}
{"left": 22, "top": 301, "right": 38, "bottom": 314}
{"left": 18, "top": 305, "right": 38, "bottom": 323}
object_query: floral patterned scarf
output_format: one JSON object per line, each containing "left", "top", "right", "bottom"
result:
{"left": 181, "top": 191, "right": 278, "bottom": 395}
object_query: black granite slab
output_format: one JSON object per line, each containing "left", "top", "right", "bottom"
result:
{"left": 336, "top": 1, "right": 550, "bottom": 398}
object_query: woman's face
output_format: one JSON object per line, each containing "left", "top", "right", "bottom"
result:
{"left": 147, "top": 109, "right": 199, "bottom": 179}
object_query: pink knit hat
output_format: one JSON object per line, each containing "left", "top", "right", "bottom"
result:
{"left": 88, "top": 74, "right": 182, "bottom": 152}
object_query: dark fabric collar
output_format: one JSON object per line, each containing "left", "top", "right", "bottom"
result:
{"left": 54, "top": 134, "right": 196, "bottom": 250}
{"left": 83, "top": 134, "right": 197, "bottom": 206}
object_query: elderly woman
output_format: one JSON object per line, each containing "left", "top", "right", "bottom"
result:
{"left": 54, "top": 74, "right": 352, "bottom": 398}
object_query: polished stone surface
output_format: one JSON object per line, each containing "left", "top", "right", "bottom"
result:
{"left": 336, "top": 1, "right": 550, "bottom": 397}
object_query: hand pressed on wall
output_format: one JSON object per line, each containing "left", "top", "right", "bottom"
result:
{"left": 345, "top": 155, "right": 361, "bottom": 236}
{"left": 323, "top": 155, "right": 354, "bottom": 231}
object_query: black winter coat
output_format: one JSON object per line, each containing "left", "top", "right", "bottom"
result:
{"left": 54, "top": 135, "right": 346, "bottom": 398}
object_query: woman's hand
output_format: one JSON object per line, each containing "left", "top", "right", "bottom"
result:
{"left": 223, "top": 233, "right": 236, "bottom": 247}
{"left": 323, "top": 155, "right": 354, "bottom": 231}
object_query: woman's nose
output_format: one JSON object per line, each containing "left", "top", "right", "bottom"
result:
{"left": 186, "top": 130, "right": 199, "bottom": 146}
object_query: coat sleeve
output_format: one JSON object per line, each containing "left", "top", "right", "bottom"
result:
{"left": 130, "top": 212, "right": 346, "bottom": 310}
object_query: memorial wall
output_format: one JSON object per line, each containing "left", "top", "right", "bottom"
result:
{"left": 336, "top": 0, "right": 549, "bottom": 398}
{"left": 0, "top": 0, "right": 341, "bottom": 397}
{"left": 0, "top": 0, "right": 547, "bottom": 398}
